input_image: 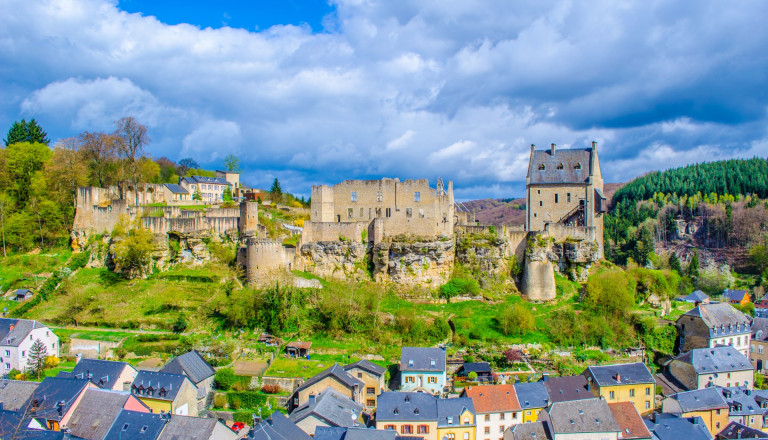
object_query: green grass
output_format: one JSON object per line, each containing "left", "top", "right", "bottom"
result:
{"left": 265, "top": 353, "right": 361, "bottom": 378}
{"left": 52, "top": 328, "right": 134, "bottom": 342}
{"left": 0, "top": 248, "right": 72, "bottom": 292}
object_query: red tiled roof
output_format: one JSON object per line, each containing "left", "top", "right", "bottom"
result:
{"left": 287, "top": 341, "right": 312, "bottom": 350}
{"left": 608, "top": 402, "right": 651, "bottom": 440}
{"left": 461, "top": 384, "right": 521, "bottom": 413}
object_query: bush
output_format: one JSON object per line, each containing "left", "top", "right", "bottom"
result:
{"left": 439, "top": 277, "right": 480, "bottom": 299}
{"left": 215, "top": 368, "right": 237, "bottom": 391}
{"left": 213, "top": 394, "right": 228, "bottom": 408}
{"left": 227, "top": 391, "right": 268, "bottom": 409}
{"left": 584, "top": 269, "right": 636, "bottom": 318}
{"left": 261, "top": 384, "right": 282, "bottom": 394}
{"left": 497, "top": 304, "right": 535, "bottom": 336}
{"left": 229, "top": 397, "right": 242, "bottom": 410}
{"left": 67, "top": 252, "right": 90, "bottom": 271}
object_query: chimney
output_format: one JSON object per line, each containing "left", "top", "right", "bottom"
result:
{"left": 530, "top": 144, "right": 536, "bottom": 153}
{"left": 592, "top": 141, "right": 597, "bottom": 151}
{"left": 616, "top": 373, "right": 621, "bottom": 383}
{"left": 8, "top": 324, "right": 14, "bottom": 331}
{"left": 57, "top": 400, "right": 65, "bottom": 416}
{"left": 75, "top": 353, "right": 82, "bottom": 364}
{"left": 550, "top": 143, "right": 556, "bottom": 156}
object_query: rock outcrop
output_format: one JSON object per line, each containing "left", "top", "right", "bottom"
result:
{"left": 297, "top": 240, "right": 369, "bottom": 281}
{"left": 521, "top": 236, "right": 600, "bottom": 301}
{"left": 373, "top": 239, "right": 454, "bottom": 285}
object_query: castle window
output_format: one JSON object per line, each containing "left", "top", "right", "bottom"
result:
{"left": 557, "top": 163, "right": 564, "bottom": 170}
{"left": 406, "top": 208, "right": 412, "bottom": 218}
{"left": 414, "top": 192, "right": 421, "bottom": 202}
{"left": 555, "top": 194, "right": 559, "bottom": 203}
{"left": 538, "top": 164, "right": 545, "bottom": 170}
{"left": 539, "top": 201, "right": 542, "bottom": 207}
{"left": 575, "top": 162, "right": 582, "bottom": 169}
{"left": 351, "top": 191, "right": 357, "bottom": 202}
{"left": 537, "top": 190, "right": 540, "bottom": 194}
{"left": 348, "top": 208, "right": 353, "bottom": 218}
{"left": 377, "top": 191, "right": 383, "bottom": 202}
{"left": 386, "top": 208, "right": 391, "bottom": 217}
{"left": 419, "top": 209, "right": 425, "bottom": 218}
{"left": 360, "top": 208, "right": 364, "bottom": 217}
{"left": 567, "top": 193, "right": 571, "bottom": 203}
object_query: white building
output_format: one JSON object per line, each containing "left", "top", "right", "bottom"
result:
{"left": 0, "top": 318, "right": 59, "bottom": 375}
{"left": 179, "top": 176, "right": 231, "bottom": 203}
{"left": 461, "top": 385, "right": 522, "bottom": 440}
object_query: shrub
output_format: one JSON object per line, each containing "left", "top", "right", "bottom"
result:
{"left": 215, "top": 368, "right": 237, "bottom": 391}
{"left": 439, "top": 277, "right": 480, "bottom": 299}
{"left": 261, "top": 384, "right": 282, "bottom": 394}
{"left": 229, "top": 397, "right": 242, "bottom": 410}
{"left": 43, "top": 356, "right": 59, "bottom": 369}
{"left": 227, "top": 391, "right": 268, "bottom": 409}
{"left": 67, "top": 252, "right": 90, "bottom": 271}
{"left": 468, "top": 371, "right": 478, "bottom": 381}
{"left": 213, "top": 394, "right": 228, "bottom": 408}
{"left": 497, "top": 304, "right": 535, "bottom": 336}
{"left": 584, "top": 269, "right": 636, "bottom": 318}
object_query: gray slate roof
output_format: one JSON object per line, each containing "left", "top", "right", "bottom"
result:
{"left": 67, "top": 388, "right": 133, "bottom": 440}
{"left": 296, "top": 363, "right": 364, "bottom": 396}
{"left": 507, "top": 421, "right": 551, "bottom": 440}
{"left": 314, "top": 426, "right": 415, "bottom": 440}
{"left": 249, "top": 411, "right": 312, "bottom": 440}
{"left": 344, "top": 360, "right": 386, "bottom": 377}
{"left": 436, "top": 397, "right": 474, "bottom": 428}
{"left": 643, "top": 414, "right": 711, "bottom": 440}
{"left": 68, "top": 358, "right": 135, "bottom": 390}
{"left": 753, "top": 318, "right": 768, "bottom": 341}
{"left": 680, "top": 291, "right": 709, "bottom": 303}
{"left": 376, "top": 392, "right": 438, "bottom": 421}
{"left": 528, "top": 147, "right": 594, "bottom": 185}
{"left": 665, "top": 388, "right": 727, "bottom": 413}
{"left": 0, "top": 379, "right": 39, "bottom": 411}
{"left": 681, "top": 303, "right": 751, "bottom": 337}
{"left": 28, "top": 377, "right": 91, "bottom": 422}
{"left": 723, "top": 290, "right": 749, "bottom": 302}
{"left": 131, "top": 371, "right": 192, "bottom": 403}
{"left": 586, "top": 362, "right": 655, "bottom": 386}
{"left": 183, "top": 176, "right": 229, "bottom": 185}
{"left": 400, "top": 347, "right": 446, "bottom": 372}
{"left": 544, "top": 375, "right": 593, "bottom": 403}
{"left": 718, "top": 421, "right": 768, "bottom": 438}
{"left": 461, "top": 362, "right": 492, "bottom": 374}
{"left": 157, "top": 414, "right": 223, "bottom": 440}
{"left": 289, "top": 387, "right": 364, "bottom": 428}
{"left": 674, "top": 346, "right": 752, "bottom": 375}
{"left": 103, "top": 410, "right": 166, "bottom": 440}
{"left": 163, "top": 183, "right": 189, "bottom": 195}
{"left": 720, "top": 386, "right": 768, "bottom": 417}
{"left": 514, "top": 382, "right": 550, "bottom": 410}
{"left": 160, "top": 350, "right": 215, "bottom": 385}
{"left": 546, "top": 398, "right": 620, "bottom": 435}
{"left": 0, "top": 318, "right": 47, "bottom": 347}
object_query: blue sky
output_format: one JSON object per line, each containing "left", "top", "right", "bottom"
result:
{"left": 2, "top": 0, "right": 768, "bottom": 200}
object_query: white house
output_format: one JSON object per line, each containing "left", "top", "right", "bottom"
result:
{"left": 0, "top": 318, "right": 59, "bottom": 375}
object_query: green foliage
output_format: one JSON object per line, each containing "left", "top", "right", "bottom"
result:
{"left": 630, "top": 267, "right": 681, "bottom": 302}
{"left": 5, "top": 142, "right": 52, "bottom": 207}
{"left": 669, "top": 253, "right": 682, "bottom": 274}
{"left": 172, "top": 312, "right": 188, "bottom": 333}
{"left": 756, "top": 373, "right": 767, "bottom": 390}
{"left": 223, "top": 186, "right": 233, "bottom": 203}
{"left": 213, "top": 394, "right": 227, "bottom": 408}
{"left": 733, "top": 302, "right": 755, "bottom": 317}
{"left": 687, "top": 251, "right": 700, "bottom": 278}
{"left": 111, "top": 219, "right": 155, "bottom": 278}
{"left": 497, "top": 303, "right": 535, "bottom": 336}
{"left": 695, "top": 263, "right": 734, "bottom": 294}
{"left": 439, "top": 277, "right": 480, "bottom": 299}
{"left": 584, "top": 269, "right": 637, "bottom": 318}
{"left": 270, "top": 178, "right": 282, "bottom": 200}
{"left": 26, "top": 339, "right": 49, "bottom": 379}
{"left": 635, "top": 317, "right": 677, "bottom": 355}
{"left": 468, "top": 371, "right": 478, "bottom": 381}
{"left": 227, "top": 391, "right": 267, "bottom": 409}
{"left": 4, "top": 119, "right": 50, "bottom": 146}
{"left": 224, "top": 154, "right": 241, "bottom": 173}
{"left": 215, "top": 368, "right": 237, "bottom": 390}
{"left": 751, "top": 245, "right": 768, "bottom": 274}
{"left": 193, "top": 186, "right": 202, "bottom": 201}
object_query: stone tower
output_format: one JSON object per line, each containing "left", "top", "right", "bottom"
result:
{"left": 310, "top": 185, "right": 335, "bottom": 223}
{"left": 239, "top": 201, "right": 259, "bottom": 236}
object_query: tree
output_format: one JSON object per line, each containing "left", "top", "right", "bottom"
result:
{"left": 497, "top": 303, "right": 535, "bottom": 336}
{"left": 687, "top": 251, "right": 700, "bottom": 278}
{"left": 26, "top": 338, "right": 48, "bottom": 379}
{"left": 223, "top": 186, "right": 233, "bottom": 203}
{"left": 111, "top": 217, "right": 155, "bottom": 279}
{"left": 177, "top": 158, "right": 199, "bottom": 177}
{"left": 193, "top": 186, "right": 202, "bottom": 201}
{"left": 584, "top": 269, "right": 637, "bottom": 318}
{"left": 224, "top": 154, "right": 241, "bottom": 173}
{"left": 468, "top": 371, "right": 478, "bottom": 381}
{"left": 4, "top": 119, "right": 50, "bottom": 146}
{"left": 270, "top": 178, "right": 282, "bottom": 201}
{"left": 0, "top": 193, "right": 11, "bottom": 258}
{"left": 5, "top": 142, "right": 52, "bottom": 207}
{"left": 173, "top": 313, "right": 188, "bottom": 333}
{"left": 81, "top": 132, "right": 118, "bottom": 187}
{"left": 114, "top": 117, "right": 150, "bottom": 203}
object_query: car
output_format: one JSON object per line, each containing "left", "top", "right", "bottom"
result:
{"left": 231, "top": 422, "right": 245, "bottom": 433}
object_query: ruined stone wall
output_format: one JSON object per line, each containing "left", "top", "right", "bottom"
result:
{"left": 120, "top": 182, "right": 167, "bottom": 206}
{"left": 239, "top": 202, "right": 259, "bottom": 236}
{"left": 206, "top": 208, "right": 240, "bottom": 218}
{"left": 243, "top": 239, "right": 295, "bottom": 284}
{"left": 141, "top": 215, "right": 239, "bottom": 234}
{"left": 301, "top": 221, "right": 368, "bottom": 244}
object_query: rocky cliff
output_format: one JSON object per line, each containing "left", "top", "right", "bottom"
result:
{"left": 372, "top": 238, "right": 455, "bottom": 285}
{"left": 297, "top": 240, "right": 370, "bottom": 281}
{"left": 522, "top": 235, "right": 600, "bottom": 301}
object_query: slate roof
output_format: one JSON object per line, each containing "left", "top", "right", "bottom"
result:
{"left": 717, "top": 421, "right": 768, "bottom": 438}
{"left": 461, "top": 362, "right": 492, "bottom": 374}
{"left": 344, "top": 360, "right": 386, "bottom": 377}
{"left": 664, "top": 388, "right": 728, "bottom": 413}
{"left": 0, "top": 379, "right": 39, "bottom": 411}
{"left": 182, "top": 176, "right": 229, "bottom": 185}
{"left": 163, "top": 183, "right": 188, "bottom": 195}
{"left": 103, "top": 410, "right": 167, "bottom": 440}
{"left": 461, "top": 384, "right": 521, "bottom": 413}
{"left": 156, "top": 414, "right": 224, "bottom": 440}
{"left": 507, "top": 421, "right": 551, "bottom": 440}
{"left": 608, "top": 402, "right": 652, "bottom": 440}
{"left": 249, "top": 411, "right": 312, "bottom": 440}
{"left": 527, "top": 146, "right": 594, "bottom": 185}
{"left": 544, "top": 375, "right": 593, "bottom": 403}
{"left": 436, "top": 397, "right": 474, "bottom": 428}
{"left": 546, "top": 398, "right": 621, "bottom": 435}
{"left": 160, "top": 350, "right": 215, "bottom": 385}
{"left": 289, "top": 387, "right": 364, "bottom": 428}
{"left": 67, "top": 388, "right": 134, "bottom": 440}
{"left": 643, "top": 414, "right": 711, "bottom": 440}
{"left": 68, "top": 358, "right": 135, "bottom": 390}
{"left": 376, "top": 392, "right": 438, "bottom": 421}
{"left": 681, "top": 303, "right": 751, "bottom": 337}
{"left": 753, "top": 318, "right": 768, "bottom": 342}
{"left": 399, "top": 347, "right": 446, "bottom": 372}
{"left": 720, "top": 386, "right": 768, "bottom": 417}
{"left": 28, "top": 377, "right": 91, "bottom": 422}
{"left": 14, "top": 289, "right": 33, "bottom": 298}
{"left": 723, "top": 290, "right": 749, "bottom": 303}
{"left": 586, "top": 363, "right": 655, "bottom": 387}
{"left": 0, "top": 318, "right": 47, "bottom": 347}
{"left": 673, "top": 346, "right": 752, "bottom": 375}
{"left": 131, "top": 371, "right": 192, "bottom": 403}
{"left": 514, "top": 382, "right": 550, "bottom": 410}
{"left": 680, "top": 291, "right": 709, "bottom": 303}
{"left": 296, "top": 363, "right": 364, "bottom": 395}
{"left": 314, "top": 426, "right": 417, "bottom": 440}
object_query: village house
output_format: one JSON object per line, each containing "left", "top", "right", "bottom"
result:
{"left": 607, "top": 401, "right": 652, "bottom": 440}
{"left": 506, "top": 421, "right": 551, "bottom": 440}
{"left": 543, "top": 375, "right": 594, "bottom": 403}
{"left": 27, "top": 377, "right": 97, "bottom": 431}
{"left": 583, "top": 363, "right": 656, "bottom": 415}
{"left": 160, "top": 350, "right": 216, "bottom": 409}
{"left": 643, "top": 414, "right": 712, "bottom": 440}
{"left": 343, "top": 360, "right": 387, "bottom": 408}
{"left": 289, "top": 363, "right": 365, "bottom": 412}
{"left": 249, "top": 411, "right": 313, "bottom": 440}
{"left": 720, "top": 386, "right": 768, "bottom": 432}
{"left": 458, "top": 363, "right": 494, "bottom": 383}
{"left": 179, "top": 175, "right": 231, "bottom": 203}
{"left": 0, "top": 379, "right": 39, "bottom": 412}
{"left": 163, "top": 183, "right": 190, "bottom": 202}
{"left": 131, "top": 370, "right": 199, "bottom": 416}
{"left": 289, "top": 387, "right": 366, "bottom": 436}
{"left": 12, "top": 289, "right": 33, "bottom": 301}
{"left": 751, "top": 317, "right": 768, "bottom": 374}
{"left": 723, "top": 290, "right": 751, "bottom": 306}
{"left": 676, "top": 303, "right": 752, "bottom": 357}
{"left": 286, "top": 341, "right": 312, "bottom": 358}
{"left": 757, "top": 293, "right": 768, "bottom": 310}
{"left": 399, "top": 346, "right": 447, "bottom": 395}
{"left": 661, "top": 388, "right": 729, "bottom": 435}
{"left": 62, "top": 358, "right": 138, "bottom": 391}
{"left": 157, "top": 413, "right": 238, "bottom": 440}
{"left": 513, "top": 382, "right": 550, "bottom": 423}
{"left": 537, "top": 398, "right": 621, "bottom": 440}
{"left": 103, "top": 410, "right": 167, "bottom": 439}
{"left": 716, "top": 421, "right": 768, "bottom": 439}
{"left": 314, "top": 425, "right": 426, "bottom": 440}
{"left": 0, "top": 318, "right": 59, "bottom": 376}
{"left": 679, "top": 290, "right": 710, "bottom": 304}
{"left": 667, "top": 346, "right": 754, "bottom": 390}
{"left": 66, "top": 387, "right": 150, "bottom": 439}
{"left": 376, "top": 392, "right": 476, "bottom": 440}
{"left": 461, "top": 384, "right": 521, "bottom": 440}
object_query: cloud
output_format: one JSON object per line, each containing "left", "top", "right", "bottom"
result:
{"left": 1, "top": 0, "right": 767, "bottom": 198}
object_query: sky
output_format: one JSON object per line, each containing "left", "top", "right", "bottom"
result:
{"left": 2, "top": 0, "right": 768, "bottom": 200}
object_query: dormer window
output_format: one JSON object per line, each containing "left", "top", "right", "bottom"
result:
{"left": 408, "top": 359, "right": 414, "bottom": 367}
{"left": 574, "top": 163, "right": 582, "bottom": 169}
{"left": 430, "top": 360, "right": 436, "bottom": 367}
{"left": 394, "top": 407, "right": 399, "bottom": 415}
{"left": 447, "top": 417, "right": 453, "bottom": 424}
{"left": 557, "top": 163, "right": 564, "bottom": 170}
{"left": 538, "top": 164, "right": 545, "bottom": 170}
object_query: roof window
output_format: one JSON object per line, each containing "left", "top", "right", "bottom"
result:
{"left": 557, "top": 163, "right": 564, "bottom": 170}
{"left": 538, "top": 164, "right": 545, "bottom": 170}
{"left": 575, "top": 163, "right": 582, "bottom": 169}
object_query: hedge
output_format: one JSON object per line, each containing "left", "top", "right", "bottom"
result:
{"left": 227, "top": 391, "right": 268, "bottom": 409}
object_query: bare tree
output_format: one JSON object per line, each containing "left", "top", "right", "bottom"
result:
{"left": 80, "top": 132, "right": 117, "bottom": 188}
{"left": 114, "top": 117, "right": 150, "bottom": 205}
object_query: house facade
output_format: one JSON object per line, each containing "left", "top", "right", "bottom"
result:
{"left": 751, "top": 317, "right": 768, "bottom": 373}
{"left": 583, "top": 363, "right": 656, "bottom": 415}
{"left": 179, "top": 176, "right": 231, "bottom": 203}
{"left": 667, "top": 346, "right": 754, "bottom": 390}
{"left": 376, "top": 392, "right": 475, "bottom": 440}
{"left": 0, "top": 318, "right": 59, "bottom": 376}
{"left": 66, "top": 358, "right": 138, "bottom": 391}
{"left": 289, "top": 387, "right": 365, "bottom": 436}
{"left": 343, "top": 360, "right": 387, "bottom": 409}
{"left": 289, "top": 363, "right": 364, "bottom": 412}
{"left": 537, "top": 398, "right": 621, "bottom": 440}
{"left": 676, "top": 303, "right": 752, "bottom": 357}
{"left": 661, "top": 388, "right": 729, "bottom": 435}
{"left": 723, "top": 290, "right": 751, "bottom": 306}
{"left": 131, "top": 371, "right": 199, "bottom": 416}
{"left": 461, "top": 385, "right": 521, "bottom": 440}
{"left": 399, "top": 346, "right": 447, "bottom": 394}
{"left": 514, "top": 382, "right": 549, "bottom": 423}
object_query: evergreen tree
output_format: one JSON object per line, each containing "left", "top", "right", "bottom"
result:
{"left": 669, "top": 253, "right": 682, "bottom": 274}
{"left": 687, "top": 251, "right": 700, "bottom": 278}
{"left": 4, "top": 119, "right": 50, "bottom": 146}
{"left": 223, "top": 186, "right": 233, "bottom": 203}
{"left": 26, "top": 338, "right": 48, "bottom": 379}
{"left": 193, "top": 187, "right": 202, "bottom": 201}
{"left": 270, "top": 178, "right": 282, "bottom": 201}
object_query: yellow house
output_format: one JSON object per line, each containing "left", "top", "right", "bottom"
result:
{"left": 343, "top": 360, "right": 387, "bottom": 409}
{"left": 583, "top": 362, "right": 656, "bottom": 415}
{"left": 661, "top": 388, "right": 729, "bottom": 435}
{"left": 289, "top": 363, "right": 364, "bottom": 412}
{"left": 513, "top": 382, "right": 549, "bottom": 423}
{"left": 376, "top": 392, "right": 475, "bottom": 440}
{"left": 131, "top": 370, "right": 198, "bottom": 416}
{"left": 436, "top": 405, "right": 476, "bottom": 440}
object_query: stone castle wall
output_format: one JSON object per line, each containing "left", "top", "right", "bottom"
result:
{"left": 141, "top": 216, "right": 240, "bottom": 235}
{"left": 243, "top": 239, "right": 295, "bottom": 284}
{"left": 301, "top": 221, "right": 368, "bottom": 244}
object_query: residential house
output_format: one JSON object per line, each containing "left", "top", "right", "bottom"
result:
{"left": 676, "top": 303, "right": 751, "bottom": 356}
{"left": 179, "top": 176, "right": 231, "bottom": 203}
{"left": 399, "top": 347, "right": 447, "bottom": 394}
{"left": 157, "top": 414, "right": 238, "bottom": 440}
{"left": 248, "top": 411, "right": 312, "bottom": 440}
{"left": 0, "top": 318, "right": 59, "bottom": 376}
{"left": 289, "top": 387, "right": 365, "bottom": 436}
{"left": 67, "top": 388, "right": 149, "bottom": 440}
{"left": 160, "top": 350, "right": 216, "bottom": 406}
{"left": 458, "top": 363, "right": 493, "bottom": 383}
{"left": 750, "top": 318, "right": 768, "bottom": 373}
{"left": 286, "top": 341, "right": 312, "bottom": 358}
{"left": 289, "top": 364, "right": 364, "bottom": 412}
{"left": 257, "top": 333, "right": 281, "bottom": 347}
{"left": 0, "top": 379, "right": 39, "bottom": 411}
{"left": 538, "top": 398, "right": 622, "bottom": 440}
{"left": 13, "top": 289, "right": 33, "bottom": 301}
{"left": 608, "top": 402, "right": 652, "bottom": 440}
{"left": 343, "top": 360, "right": 387, "bottom": 409}
{"left": 757, "top": 294, "right": 768, "bottom": 310}
{"left": 314, "top": 426, "right": 426, "bottom": 440}
{"left": 513, "top": 382, "right": 549, "bottom": 423}
{"left": 0, "top": 408, "right": 84, "bottom": 440}
{"left": 505, "top": 421, "right": 551, "bottom": 440}
{"left": 27, "top": 377, "right": 96, "bottom": 431}
{"left": 376, "top": 392, "right": 475, "bottom": 440}
{"left": 667, "top": 346, "right": 754, "bottom": 390}
{"left": 131, "top": 371, "right": 199, "bottom": 416}
{"left": 103, "top": 410, "right": 167, "bottom": 439}
{"left": 720, "top": 386, "right": 768, "bottom": 432}
{"left": 215, "top": 170, "right": 240, "bottom": 192}
{"left": 716, "top": 421, "right": 768, "bottom": 439}
{"left": 461, "top": 384, "right": 521, "bottom": 440}
{"left": 63, "top": 358, "right": 138, "bottom": 391}
{"left": 543, "top": 375, "right": 594, "bottom": 403}
{"left": 680, "top": 291, "right": 710, "bottom": 305}
{"left": 163, "top": 183, "right": 189, "bottom": 202}
{"left": 643, "top": 414, "right": 712, "bottom": 440}
{"left": 583, "top": 362, "right": 656, "bottom": 415}
{"left": 661, "top": 388, "right": 729, "bottom": 435}
{"left": 723, "top": 290, "right": 751, "bottom": 306}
